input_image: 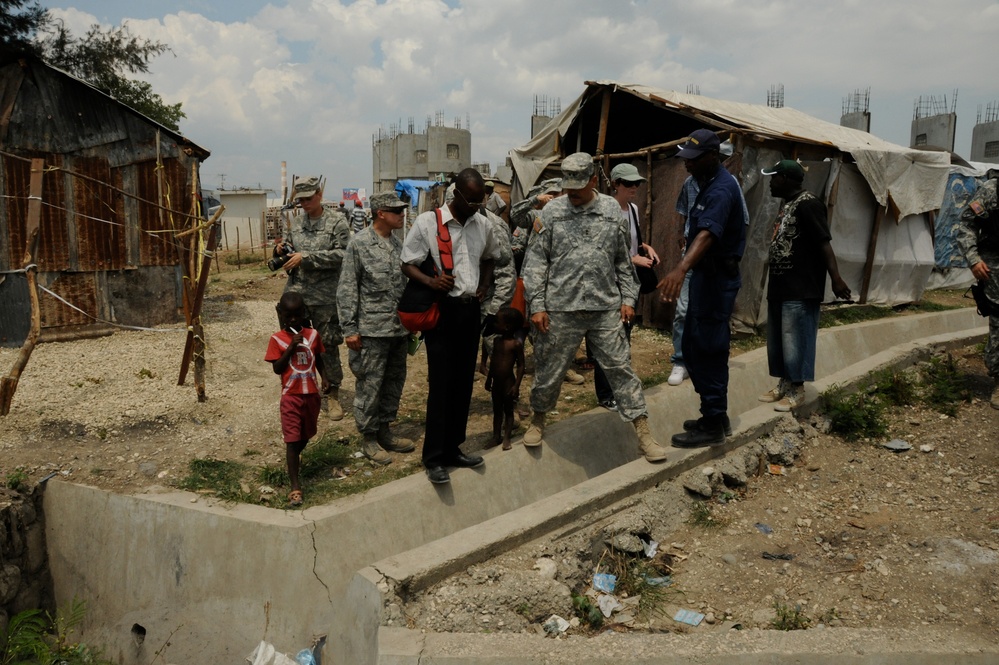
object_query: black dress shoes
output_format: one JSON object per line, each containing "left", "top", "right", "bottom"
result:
{"left": 426, "top": 466, "right": 450, "bottom": 484}
{"left": 451, "top": 453, "right": 485, "bottom": 468}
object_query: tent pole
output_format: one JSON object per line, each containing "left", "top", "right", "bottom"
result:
{"left": 860, "top": 204, "right": 886, "bottom": 304}
{"left": 595, "top": 88, "right": 612, "bottom": 156}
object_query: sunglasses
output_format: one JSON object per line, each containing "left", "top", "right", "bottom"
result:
{"left": 454, "top": 187, "right": 486, "bottom": 207}
{"left": 618, "top": 181, "right": 641, "bottom": 188}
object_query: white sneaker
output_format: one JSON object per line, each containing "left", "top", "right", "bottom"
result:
{"left": 667, "top": 365, "right": 688, "bottom": 386}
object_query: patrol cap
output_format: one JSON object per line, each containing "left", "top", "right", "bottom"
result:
{"left": 610, "top": 163, "right": 646, "bottom": 183}
{"left": 293, "top": 176, "right": 321, "bottom": 199}
{"left": 527, "top": 178, "right": 562, "bottom": 199}
{"left": 370, "top": 191, "right": 407, "bottom": 213}
{"left": 560, "top": 152, "right": 595, "bottom": 189}
{"left": 761, "top": 159, "right": 805, "bottom": 182}
{"left": 675, "top": 129, "right": 721, "bottom": 159}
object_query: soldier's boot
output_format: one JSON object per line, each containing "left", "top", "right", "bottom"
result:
{"left": 991, "top": 381, "right": 999, "bottom": 411}
{"left": 327, "top": 388, "right": 344, "bottom": 421}
{"left": 523, "top": 412, "right": 546, "bottom": 448}
{"left": 377, "top": 423, "right": 415, "bottom": 453}
{"left": 361, "top": 433, "right": 391, "bottom": 465}
{"left": 633, "top": 415, "right": 668, "bottom": 463}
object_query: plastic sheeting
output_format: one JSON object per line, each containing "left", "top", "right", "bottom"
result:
{"left": 508, "top": 82, "right": 950, "bottom": 219}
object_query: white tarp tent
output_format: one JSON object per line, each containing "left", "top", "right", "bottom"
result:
{"left": 507, "top": 81, "right": 953, "bottom": 332}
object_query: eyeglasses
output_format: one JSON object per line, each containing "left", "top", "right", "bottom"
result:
{"left": 454, "top": 187, "right": 486, "bottom": 207}
{"left": 618, "top": 181, "right": 641, "bottom": 188}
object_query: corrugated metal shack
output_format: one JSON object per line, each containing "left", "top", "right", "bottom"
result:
{"left": 0, "top": 55, "right": 210, "bottom": 346}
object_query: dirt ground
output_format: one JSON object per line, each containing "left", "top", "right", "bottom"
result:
{"left": 0, "top": 261, "right": 675, "bottom": 495}
{"left": 1, "top": 259, "right": 996, "bottom": 641}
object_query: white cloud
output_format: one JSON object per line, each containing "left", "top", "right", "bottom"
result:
{"left": 47, "top": 0, "right": 999, "bottom": 194}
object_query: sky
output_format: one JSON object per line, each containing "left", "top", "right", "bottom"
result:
{"left": 46, "top": 0, "right": 999, "bottom": 199}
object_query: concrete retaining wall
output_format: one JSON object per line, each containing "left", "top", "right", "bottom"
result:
{"left": 42, "top": 308, "right": 987, "bottom": 664}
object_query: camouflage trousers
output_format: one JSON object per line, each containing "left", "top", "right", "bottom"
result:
{"left": 981, "top": 254, "right": 999, "bottom": 380}
{"left": 311, "top": 305, "right": 344, "bottom": 389}
{"left": 347, "top": 335, "right": 409, "bottom": 435}
{"left": 530, "top": 309, "right": 647, "bottom": 422}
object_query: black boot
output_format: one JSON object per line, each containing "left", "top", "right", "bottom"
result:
{"left": 682, "top": 414, "right": 732, "bottom": 437}
{"left": 672, "top": 415, "right": 726, "bottom": 447}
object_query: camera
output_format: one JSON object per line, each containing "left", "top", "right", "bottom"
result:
{"left": 268, "top": 242, "right": 295, "bottom": 271}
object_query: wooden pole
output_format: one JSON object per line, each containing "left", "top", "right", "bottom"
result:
{"left": 236, "top": 227, "right": 241, "bottom": 269}
{"left": 859, "top": 205, "right": 887, "bottom": 304}
{"left": 248, "top": 217, "right": 254, "bottom": 255}
{"left": 595, "top": 88, "right": 612, "bottom": 157}
{"left": 0, "top": 158, "right": 45, "bottom": 416}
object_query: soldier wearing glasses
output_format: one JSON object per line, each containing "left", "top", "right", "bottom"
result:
{"left": 401, "top": 168, "right": 499, "bottom": 484}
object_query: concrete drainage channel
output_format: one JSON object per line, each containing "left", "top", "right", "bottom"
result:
{"left": 39, "top": 308, "right": 996, "bottom": 664}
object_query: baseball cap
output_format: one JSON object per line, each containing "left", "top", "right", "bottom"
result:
{"left": 560, "top": 152, "right": 595, "bottom": 189}
{"left": 760, "top": 159, "right": 805, "bottom": 182}
{"left": 610, "top": 163, "right": 646, "bottom": 183}
{"left": 293, "top": 176, "right": 321, "bottom": 199}
{"left": 370, "top": 191, "right": 407, "bottom": 213}
{"left": 675, "top": 129, "right": 721, "bottom": 159}
{"left": 526, "top": 178, "right": 562, "bottom": 200}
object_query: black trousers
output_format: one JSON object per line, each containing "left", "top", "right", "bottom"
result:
{"left": 422, "top": 296, "right": 481, "bottom": 467}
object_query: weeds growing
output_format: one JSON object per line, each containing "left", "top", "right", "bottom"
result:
{"left": 771, "top": 600, "right": 811, "bottom": 630}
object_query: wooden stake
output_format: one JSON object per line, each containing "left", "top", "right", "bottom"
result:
{"left": 0, "top": 158, "right": 45, "bottom": 416}
{"left": 860, "top": 205, "right": 887, "bottom": 304}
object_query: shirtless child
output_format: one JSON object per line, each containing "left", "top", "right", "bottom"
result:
{"left": 484, "top": 307, "right": 526, "bottom": 450}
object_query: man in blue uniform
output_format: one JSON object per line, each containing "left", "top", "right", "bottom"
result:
{"left": 659, "top": 130, "right": 747, "bottom": 446}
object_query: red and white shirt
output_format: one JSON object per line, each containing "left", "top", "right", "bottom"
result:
{"left": 264, "top": 328, "right": 325, "bottom": 395}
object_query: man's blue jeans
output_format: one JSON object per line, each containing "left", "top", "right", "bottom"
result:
{"left": 766, "top": 299, "right": 820, "bottom": 383}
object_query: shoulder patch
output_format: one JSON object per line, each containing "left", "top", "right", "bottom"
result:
{"left": 533, "top": 218, "right": 545, "bottom": 234}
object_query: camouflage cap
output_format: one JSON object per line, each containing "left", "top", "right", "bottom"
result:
{"left": 560, "top": 152, "right": 595, "bottom": 189}
{"left": 527, "top": 178, "right": 562, "bottom": 200}
{"left": 370, "top": 191, "right": 407, "bottom": 213}
{"left": 293, "top": 176, "right": 321, "bottom": 199}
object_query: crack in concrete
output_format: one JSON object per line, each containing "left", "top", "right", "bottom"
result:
{"left": 303, "top": 512, "right": 332, "bottom": 603}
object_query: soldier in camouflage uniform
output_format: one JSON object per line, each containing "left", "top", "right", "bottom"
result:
{"left": 509, "top": 178, "right": 561, "bottom": 272}
{"left": 337, "top": 191, "right": 415, "bottom": 463}
{"left": 521, "top": 152, "right": 668, "bottom": 463}
{"left": 279, "top": 176, "right": 352, "bottom": 420}
{"left": 957, "top": 169, "right": 999, "bottom": 409}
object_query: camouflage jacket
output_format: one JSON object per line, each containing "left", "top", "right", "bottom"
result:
{"left": 522, "top": 192, "right": 638, "bottom": 313}
{"left": 336, "top": 226, "right": 407, "bottom": 338}
{"left": 958, "top": 178, "right": 999, "bottom": 266}
{"left": 482, "top": 209, "right": 516, "bottom": 316}
{"left": 285, "top": 207, "right": 351, "bottom": 308}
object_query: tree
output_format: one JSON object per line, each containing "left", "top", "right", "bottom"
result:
{"left": 39, "top": 21, "right": 186, "bottom": 131}
{"left": 0, "top": 3, "right": 185, "bottom": 131}
{"left": 0, "top": 0, "right": 47, "bottom": 56}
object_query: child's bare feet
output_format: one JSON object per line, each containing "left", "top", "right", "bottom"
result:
{"left": 486, "top": 433, "right": 502, "bottom": 448}
{"left": 502, "top": 438, "right": 512, "bottom": 451}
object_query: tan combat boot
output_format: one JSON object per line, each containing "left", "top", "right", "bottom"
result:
{"left": 327, "top": 388, "right": 344, "bottom": 421}
{"left": 377, "top": 423, "right": 415, "bottom": 453}
{"left": 633, "top": 415, "right": 668, "bottom": 462}
{"left": 523, "top": 412, "right": 546, "bottom": 447}
{"left": 361, "top": 433, "right": 391, "bottom": 465}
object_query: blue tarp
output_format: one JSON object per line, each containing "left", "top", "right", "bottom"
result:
{"left": 935, "top": 172, "right": 982, "bottom": 268}
{"left": 395, "top": 180, "right": 441, "bottom": 208}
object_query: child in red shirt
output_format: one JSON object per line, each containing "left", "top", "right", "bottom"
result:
{"left": 265, "top": 292, "right": 329, "bottom": 506}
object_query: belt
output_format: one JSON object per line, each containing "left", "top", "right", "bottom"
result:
{"left": 446, "top": 294, "right": 478, "bottom": 304}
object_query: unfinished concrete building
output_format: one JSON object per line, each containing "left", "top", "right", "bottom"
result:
{"left": 910, "top": 93, "right": 957, "bottom": 151}
{"left": 840, "top": 88, "right": 871, "bottom": 132}
{"left": 371, "top": 113, "right": 470, "bottom": 195}
{"left": 970, "top": 102, "right": 999, "bottom": 164}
